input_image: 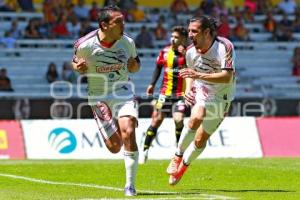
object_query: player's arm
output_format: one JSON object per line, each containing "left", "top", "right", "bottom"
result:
{"left": 146, "top": 50, "right": 165, "bottom": 95}
{"left": 180, "top": 69, "right": 233, "bottom": 83}
{"left": 127, "top": 56, "right": 140, "bottom": 73}
{"left": 181, "top": 43, "right": 235, "bottom": 83}
{"left": 127, "top": 39, "right": 141, "bottom": 73}
{"left": 146, "top": 63, "right": 163, "bottom": 95}
{"left": 72, "top": 55, "right": 88, "bottom": 74}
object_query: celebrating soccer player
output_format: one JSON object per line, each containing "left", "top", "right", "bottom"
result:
{"left": 72, "top": 6, "right": 140, "bottom": 196}
{"left": 167, "top": 15, "right": 236, "bottom": 185}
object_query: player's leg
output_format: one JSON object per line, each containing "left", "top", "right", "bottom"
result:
{"left": 117, "top": 100, "right": 139, "bottom": 196}
{"left": 167, "top": 103, "right": 205, "bottom": 174}
{"left": 169, "top": 101, "right": 231, "bottom": 185}
{"left": 172, "top": 99, "right": 186, "bottom": 144}
{"left": 91, "top": 102, "right": 122, "bottom": 154}
{"left": 143, "top": 109, "right": 165, "bottom": 151}
{"left": 140, "top": 109, "right": 165, "bottom": 163}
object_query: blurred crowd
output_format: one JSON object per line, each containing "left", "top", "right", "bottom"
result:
{"left": 0, "top": 0, "right": 300, "bottom": 43}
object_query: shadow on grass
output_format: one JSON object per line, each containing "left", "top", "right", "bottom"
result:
{"left": 190, "top": 189, "right": 295, "bottom": 193}
{"left": 138, "top": 191, "right": 204, "bottom": 196}
{"left": 137, "top": 188, "right": 296, "bottom": 196}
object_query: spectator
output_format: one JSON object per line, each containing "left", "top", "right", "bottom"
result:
{"left": 292, "top": 47, "right": 300, "bottom": 76}
{"left": 17, "top": 0, "right": 35, "bottom": 12}
{"left": 52, "top": 14, "right": 70, "bottom": 38}
{"left": 67, "top": 14, "right": 81, "bottom": 39}
{"left": 217, "top": 14, "right": 231, "bottom": 39}
{"left": 62, "top": 61, "right": 77, "bottom": 83}
{"left": 256, "top": 0, "right": 272, "bottom": 14}
{"left": 128, "top": 1, "right": 146, "bottom": 22}
{"left": 118, "top": 0, "right": 135, "bottom": 10}
{"left": 9, "top": 20, "right": 22, "bottom": 39}
{"left": 42, "top": 0, "right": 56, "bottom": 25}
{"left": 0, "top": 68, "right": 13, "bottom": 92}
{"left": 89, "top": 1, "right": 99, "bottom": 22}
{"left": 278, "top": 0, "right": 296, "bottom": 15}
{"left": 232, "top": 18, "right": 250, "bottom": 41}
{"left": 243, "top": 5, "right": 255, "bottom": 23}
{"left": 46, "top": 62, "right": 59, "bottom": 83}
{"left": 244, "top": 0, "right": 257, "bottom": 14}
{"left": 37, "top": 18, "right": 52, "bottom": 38}
{"left": 74, "top": 0, "right": 89, "bottom": 21}
{"left": 292, "top": 15, "right": 300, "bottom": 32}
{"left": 170, "top": 0, "right": 189, "bottom": 14}
{"left": 272, "top": 13, "right": 294, "bottom": 41}
{"left": 14, "top": 98, "right": 30, "bottom": 119}
{"left": 197, "top": 0, "right": 215, "bottom": 15}
{"left": 153, "top": 21, "right": 167, "bottom": 40}
{"left": 0, "top": 31, "right": 16, "bottom": 49}
{"left": 135, "top": 26, "right": 154, "bottom": 48}
{"left": 0, "top": 0, "right": 14, "bottom": 11}
{"left": 24, "top": 19, "right": 41, "bottom": 39}
{"left": 79, "top": 19, "right": 95, "bottom": 37}
{"left": 213, "top": 0, "right": 228, "bottom": 17}
{"left": 264, "top": 11, "right": 277, "bottom": 33}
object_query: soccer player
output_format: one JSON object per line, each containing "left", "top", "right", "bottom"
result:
{"left": 72, "top": 6, "right": 140, "bottom": 196}
{"left": 166, "top": 16, "right": 236, "bottom": 185}
{"left": 140, "top": 26, "right": 188, "bottom": 164}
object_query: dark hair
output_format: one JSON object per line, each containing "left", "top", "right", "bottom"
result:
{"left": 97, "top": 5, "right": 121, "bottom": 29}
{"left": 189, "top": 15, "right": 218, "bottom": 36}
{"left": 172, "top": 26, "right": 188, "bottom": 39}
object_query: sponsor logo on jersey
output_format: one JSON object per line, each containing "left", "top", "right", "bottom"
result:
{"left": 96, "top": 63, "right": 125, "bottom": 73}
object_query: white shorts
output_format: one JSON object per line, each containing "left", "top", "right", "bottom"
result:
{"left": 91, "top": 99, "right": 138, "bottom": 140}
{"left": 195, "top": 99, "right": 231, "bottom": 135}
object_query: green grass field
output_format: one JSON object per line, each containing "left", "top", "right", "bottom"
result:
{"left": 0, "top": 158, "right": 300, "bottom": 200}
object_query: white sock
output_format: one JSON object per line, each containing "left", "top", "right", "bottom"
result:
{"left": 183, "top": 142, "right": 206, "bottom": 165}
{"left": 175, "top": 126, "right": 196, "bottom": 156}
{"left": 124, "top": 151, "right": 139, "bottom": 187}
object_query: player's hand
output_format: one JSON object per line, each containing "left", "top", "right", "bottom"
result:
{"left": 184, "top": 90, "right": 195, "bottom": 106}
{"left": 73, "top": 58, "right": 87, "bottom": 74}
{"left": 180, "top": 68, "right": 199, "bottom": 79}
{"left": 127, "top": 57, "right": 140, "bottom": 73}
{"left": 146, "top": 85, "right": 154, "bottom": 96}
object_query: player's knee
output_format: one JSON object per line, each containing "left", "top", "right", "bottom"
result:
{"left": 173, "top": 115, "right": 183, "bottom": 125}
{"left": 188, "top": 117, "right": 202, "bottom": 129}
{"left": 152, "top": 116, "right": 163, "bottom": 126}
{"left": 107, "top": 141, "right": 122, "bottom": 154}
{"left": 110, "top": 145, "right": 121, "bottom": 154}
{"left": 194, "top": 139, "right": 207, "bottom": 149}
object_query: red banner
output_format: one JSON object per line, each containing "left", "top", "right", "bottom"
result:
{"left": 256, "top": 118, "right": 300, "bottom": 157}
{"left": 0, "top": 121, "right": 25, "bottom": 159}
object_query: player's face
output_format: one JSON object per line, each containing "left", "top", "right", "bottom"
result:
{"left": 188, "top": 21, "right": 208, "bottom": 48}
{"left": 106, "top": 11, "right": 124, "bottom": 40}
{"left": 170, "top": 31, "right": 184, "bottom": 48}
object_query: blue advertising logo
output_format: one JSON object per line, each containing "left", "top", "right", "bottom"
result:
{"left": 48, "top": 128, "right": 77, "bottom": 154}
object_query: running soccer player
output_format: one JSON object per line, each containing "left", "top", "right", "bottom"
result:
{"left": 167, "top": 15, "right": 236, "bottom": 185}
{"left": 72, "top": 5, "right": 140, "bottom": 196}
{"left": 140, "top": 26, "right": 188, "bottom": 164}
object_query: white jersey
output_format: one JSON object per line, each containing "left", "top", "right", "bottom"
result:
{"left": 74, "top": 30, "right": 137, "bottom": 105}
{"left": 186, "top": 36, "right": 236, "bottom": 102}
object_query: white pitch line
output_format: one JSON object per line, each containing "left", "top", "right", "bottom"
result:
{"left": 0, "top": 173, "right": 236, "bottom": 200}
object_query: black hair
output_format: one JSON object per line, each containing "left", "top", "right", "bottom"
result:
{"left": 172, "top": 26, "right": 188, "bottom": 39}
{"left": 189, "top": 15, "right": 219, "bottom": 36}
{"left": 97, "top": 5, "right": 121, "bottom": 29}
